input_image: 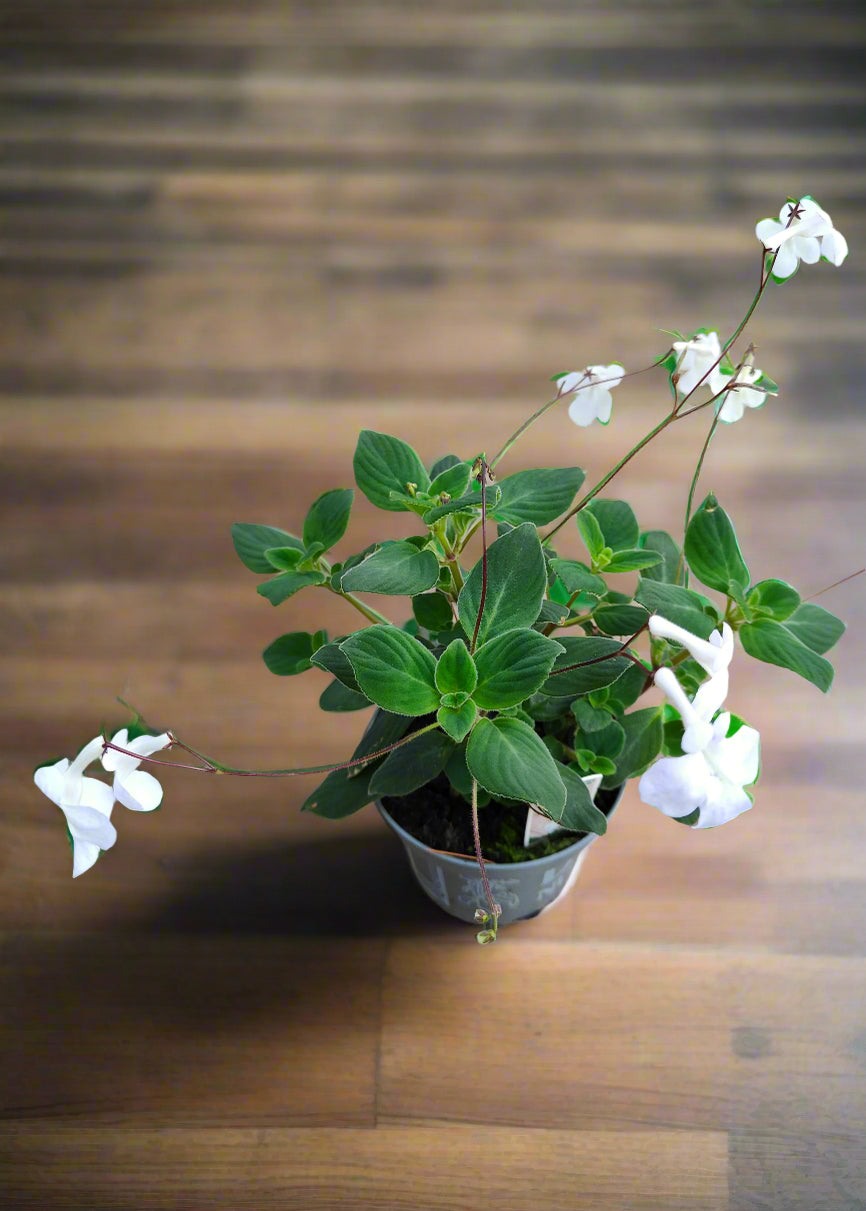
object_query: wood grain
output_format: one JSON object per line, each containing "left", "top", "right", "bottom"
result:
{"left": 1, "top": 2, "right": 865, "bottom": 1208}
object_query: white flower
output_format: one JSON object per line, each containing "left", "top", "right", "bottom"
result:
{"left": 101, "top": 728, "right": 171, "bottom": 812}
{"left": 638, "top": 710, "right": 761, "bottom": 829}
{"left": 648, "top": 616, "right": 734, "bottom": 679}
{"left": 34, "top": 736, "right": 117, "bottom": 877}
{"left": 557, "top": 364, "right": 624, "bottom": 426}
{"left": 756, "top": 197, "right": 848, "bottom": 280}
{"left": 714, "top": 364, "right": 770, "bottom": 424}
{"left": 671, "top": 332, "right": 725, "bottom": 400}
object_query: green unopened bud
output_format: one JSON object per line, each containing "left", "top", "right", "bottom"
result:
{"left": 474, "top": 908, "right": 490, "bottom": 924}
{"left": 476, "top": 929, "right": 497, "bottom": 945}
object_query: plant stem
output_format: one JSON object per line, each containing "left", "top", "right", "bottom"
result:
{"left": 469, "top": 457, "right": 490, "bottom": 653}
{"left": 101, "top": 721, "right": 441, "bottom": 780}
{"left": 471, "top": 776, "right": 500, "bottom": 932}
{"left": 328, "top": 584, "right": 394, "bottom": 626}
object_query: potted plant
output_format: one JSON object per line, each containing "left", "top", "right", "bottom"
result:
{"left": 34, "top": 197, "right": 852, "bottom": 943}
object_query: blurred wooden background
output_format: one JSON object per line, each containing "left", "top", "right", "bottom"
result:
{"left": 1, "top": 3, "right": 865, "bottom": 1208}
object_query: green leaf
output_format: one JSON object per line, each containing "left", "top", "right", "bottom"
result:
{"left": 353, "top": 430, "right": 431, "bottom": 512}
{"left": 592, "top": 603, "right": 649, "bottom": 636}
{"left": 311, "top": 642, "right": 362, "bottom": 692}
{"left": 340, "top": 626, "right": 440, "bottom": 715}
{"left": 458, "top": 522, "right": 547, "bottom": 648}
{"left": 472, "top": 628, "right": 564, "bottom": 710}
{"left": 466, "top": 717, "right": 566, "bottom": 815}
{"left": 232, "top": 523, "right": 303, "bottom": 574}
{"left": 256, "top": 569, "right": 326, "bottom": 606}
{"left": 576, "top": 510, "right": 606, "bottom": 563}
{"left": 263, "top": 546, "right": 303, "bottom": 571}
{"left": 547, "top": 763, "right": 608, "bottom": 834}
{"left": 351, "top": 710, "right": 412, "bottom": 768}
{"left": 429, "top": 453, "right": 462, "bottom": 479}
{"left": 747, "top": 578, "right": 801, "bottom": 622}
{"left": 435, "top": 638, "right": 478, "bottom": 696}
{"left": 437, "top": 699, "right": 478, "bottom": 743}
{"left": 549, "top": 559, "right": 606, "bottom": 598}
{"left": 339, "top": 541, "right": 440, "bottom": 596}
{"left": 491, "top": 467, "right": 585, "bottom": 526}
{"left": 262, "top": 631, "right": 319, "bottom": 676}
{"left": 684, "top": 494, "right": 750, "bottom": 594}
{"left": 369, "top": 729, "right": 456, "bottom": 797}
{"left": 429, "top": 460, "right": 472, "bottom": 498}
{"left": 577, "top": 718, "right": 625, "bottom": 761}
{"left": 421, "top": 484, "right": 500, "bottom": 525}
{"left": 319, "top": 679, "right": 372, "bottom": 712}
{"left": 584, "top": 499, "right": 639, "bottom": 552}
{"left": 571, "top": 699, "right": 611, "bottom": 733}
{"left": 540, "top": 636, "right": 632, "bottom": 696}
{"left": 739, "top": 618, "right": 835, "bottom": 692}
{"left": 639, "top": 529, "right": 685, "bottom": 585}
{"left": 302, "top": 488, "right": 354, "bottom": 552}
{"left": 302, "top": 766, "right": 377, "bottom": 819}
{"left": 783, "top": 602, "right": 846, "bottom": 655}
{"left": 603, "top": 549, "right": 664, "bottom": 573}
{"left": 603, "top": 706, "right": 663, "bottom": 789}
{"left": 636, "top": 578, "right": 717, "bottom": 639}
{"left": 412, "top": 591, "right": 454, "bottom": 632}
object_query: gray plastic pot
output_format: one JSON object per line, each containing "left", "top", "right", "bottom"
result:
{"left": 376, "top": 786, "right": 624, "bottom": 926}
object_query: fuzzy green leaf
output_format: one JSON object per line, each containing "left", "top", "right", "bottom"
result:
{"left": 232, "top": 523, "right": 303, "bottom": 574}
{"left": 638, "top": 529, "right": 686, "bottom": 585}
{"left": 435, "top": 638, "right": 478, "bottom": 696}
{"left": 428, "top": 460, "right": 472, "bottom": 498}
{"left": 369, "top": 729, "right": 456, "bottom": 797}
{"left": 684, "top": 494, "right": 750, "bottom": 595}
{"left": 746, "top": 578, "right": 801, "bottom": 622}
{"left": 491, "top": 467, "right": 585, "bottom": 526}
{"left": 576, "top": 510, "right": 606, "bottom": 563}
{"left": 302, "top": 488, "right": 354, "bottom": 552}
{"left": 353, "top": 430, "right": 431, "bottom": 512}
{"left": 547, "top": 763, "right": 608, "bottom": 834}
{"left": 302, "top": 766, "right": 377, "bottom": 819}
{"left": 603, "top": 706, "right": 663, "bottom": 789}
{"left": 262, "top": 631, "right": 318, "bottom": 676}
{"left": 339, "top": 541, "right": 440, "bottom": 596}
{"left": 421, "top": 484, "right": 500, "bottom": 525}
{"left": 739, "top": 618, "right": 835, "bottom": 692}
{"left": 636, "top": 578, "right": 717, "bottom": 639}
{"left": 412, "top": 591, "right": 454, "bottom": 632}
{"left": 437, "top": 699, "right": 478, "bottom": 743}
{"left": 540, "top": 636, "right": 632, "bottom": 696}
{"left": 782, "top": 602, "right": 845, "bottom": 655}
{"left": 549, "top": 559, "right": 606, "bottom": 599}
{"left": 256, "top": 569, "right": 326, "bottom": 606}
{"left": 472, "top": 628, "right": 564, "bottom": 710}
{"left": 319, "top": 679, "right": 372, "bottom": 712}
{"left": 603, "top": 549, "right": 663, "bottom": 574}
{"left": 592, "top": 603, "right": 649, "bottom": 636}
{"left": 311, "top": 642, "right": 362, "bottom": 692}
{"left": 466, "top": 717, "right": 566, "bottom": 815}
{"left": 458, "top": 522, "right": 547, "bottom": 648}
{"left": 340, "top": 626, "right": 440, "bottom": 715}
{"left": 584, "top": 499, "right": 640, "bottom": 552}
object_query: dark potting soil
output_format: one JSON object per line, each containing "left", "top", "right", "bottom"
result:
{"left": 381, "top": 774, "right": 620, "bottom": 864}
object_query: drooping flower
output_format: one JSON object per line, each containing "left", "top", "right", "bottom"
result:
{"left": 756, "top": 197, "right": 848, "bottom": 281}
{"left": 671, "top": 332, "right": 725, "bottom": 400}
{"left": 638, "top": 709, "right": 761, "bottom": 829}
{"left": 557, "top": 364, "right": 625, "bottom": 427}
{"left": 101, "top": 728, "right": 171, "bottom": 812}
{"left": 714, "top": 363, "right": 771, "bottom": 424}
{"left": 648, "top": 616, "right": 734, "bottom": 679}
{"left": 34, "top": 736, "right": 117, "bottom": 877}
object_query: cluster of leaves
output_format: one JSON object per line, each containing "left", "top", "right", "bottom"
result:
{"left": 232, "top": 430, "right": 845, "bottom": 839}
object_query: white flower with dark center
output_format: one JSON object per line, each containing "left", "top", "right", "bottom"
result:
{"left": 671, "top": 332, "right": 725, "bottom": 400}
{"left": 101, "top": 729, "right": 172, "bottom": 812}
{"left": 756, "top": 197, "right": 848, "bottom": 280}
{"left": 34, "top": 736, "right": 117, "bottom": 877}
{"left": 557, "top": 364, "right": 625, "bottom": 427}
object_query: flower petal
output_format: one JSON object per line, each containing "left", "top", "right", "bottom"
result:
{"left": 713, "top": 725, "right": 761, "bottom": 788}
{"left": 78, "top": 775, "right": 116, "bottom": 818}
{"left": 692, "top": 778, "right": 753, "bottom": 829}
{"left": 820, "top": 228, "right": 848, "bottom": 266}
{"left": 770, "top": 242, "right": 798, "bottom": 280}
{"left": 638, "top": 753, "right": 709, "bottom": 818}
{"left": 34, "top": 759, "right": 70, "bottom": 808}
{"left": 114, "top": 769, "right": 164, "bottom": 812}
{"left": 568, "top": 390, "right": 602, "bottom": 427}
{"left": 62, "top": 801, "right": 117, "bottom": 851}
{"left": 71, "top": 839, "right": 103, "bottom": 878}
{"left": 756, "top": 217, "right": 782, "bottom": 246}
{"left": 795, "top": 235, "right": 821, "bottom": 265}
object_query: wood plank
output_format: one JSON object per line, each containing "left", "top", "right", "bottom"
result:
{"left": 0, "top": 935, "right": 384, "bottom": 1125}
{"left": 0, "top": 1124, "right": 728, "bottom": 1211}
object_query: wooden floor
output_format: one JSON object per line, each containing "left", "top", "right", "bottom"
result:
{"left": 2, "top": 3, "right": 865, "bottom": 1208}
